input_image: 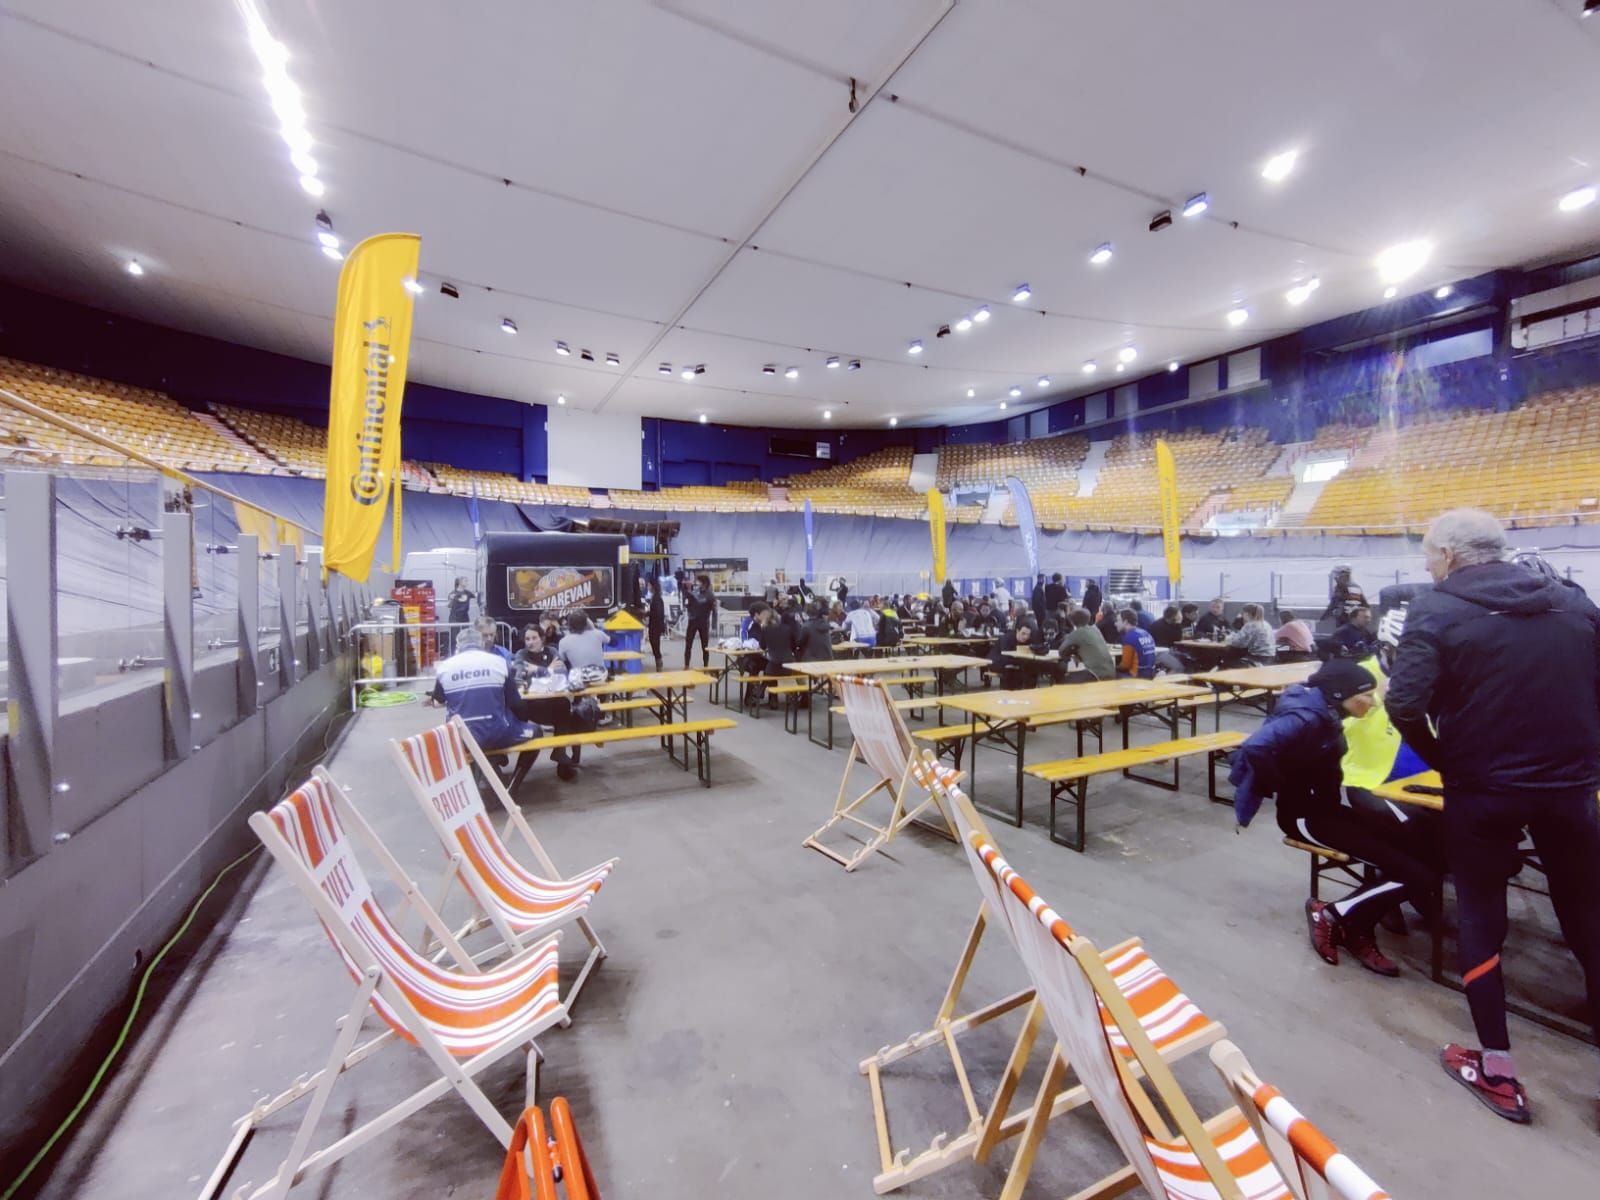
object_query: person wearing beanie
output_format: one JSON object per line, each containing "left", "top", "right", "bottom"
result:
{"left": 1229, "top": 657, "right": 1440, "bottom": 978}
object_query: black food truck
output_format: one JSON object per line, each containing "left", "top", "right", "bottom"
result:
{"left": 478, "top": 531, "right": 636, "bottom": 628}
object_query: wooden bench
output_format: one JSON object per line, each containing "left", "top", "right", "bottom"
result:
{"left": 498, "top": 718, "right": 737, "bottom": 788}
{"left": 913, "top": 708, "right": 1115, "bottom": 771}
{"left": 598, "top": 696, "right": 668, "bottom": 728}
{"left": 1024, "top": 730, "right": 1246, "bottom": 851}
{"left": 1282, "top": 836, "right": 1368, "bottom": 902}
{"left": 725, "top": 672, "right": 783, "bottom": 712}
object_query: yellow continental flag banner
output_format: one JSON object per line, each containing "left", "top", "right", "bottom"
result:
{"left": 927, "top": 489, "right": 948, "bottom": 583}
{"left": 322, "top": 232, "right": 421, "bottom": 582}
{"left": 1155, "top": 437, "right": 1181, "bottom": 586}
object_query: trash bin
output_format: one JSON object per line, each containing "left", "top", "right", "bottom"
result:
{"left": 603, "top": 610, "right": 645, "bottom": 674}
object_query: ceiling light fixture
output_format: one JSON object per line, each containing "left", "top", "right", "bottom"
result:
{"left": 1036, "top": 376, "right": 1050, "bottom": 388}
{"left": 316, "top": 230, "right": 339, "bottom": 250}
{"left": 1226, "top": 306, "right": 1249, "bottom": 327}
{"left": 681, "top": 366, "right": 696, "bottom": 380}
{"left": 239, "top": 0, "right": 324, "bottom": 199}
{"left": 974, "top": 306, "right": 991, "bottom": 323}
{"left": 1089, "top": 242, "right": 1114, "bottom": 265}
{"left": 554, "top": 341, "right": 570, "bottom": 355}
{"left": 888, "top": 417, "right": 898, "bottom": 427}
{"left": 299, "top": 174, "right": 324, "bottom": 197}
{"left": 1082, "top": 361, "right": 1098, "bottom": 375}
{"left": 1434, "top": 286, "right": 1453, "bottom": 300}
{"left": 936, "top": 324, "right": 951, "bottom": 339}
{"left": 955, "top": 315, "right": 973, "bottom": 332}
{"left": 402, "top": 277, "right": 424, "bottom": 295}
{"left": 290, "top": 150, "right": 318, "bottom": 177}
{"left": 1375, "top": 238, "right": 1433, "bottom": 283}
{"left": 501, "top": 318, "right": 518, "bottom": 334}
{"left": 321, "top": 245, "right": 343, "bottom": 262}
{"left": 1182, "top": 192, "right": 1209, "bottom": 218}
{"left": 1559, "top": 184, "right": 1597, "bottom": 212}
{"left": 1261, "top": 149, "right": 1298, "bottom": 183}
{"left": 579, "top": 349, "right": 594, "bottom": 362}
{"left": 785, "top": 366, "right": 799, "bottom": 379}
{"left": 125, "top": 259, "right": 144, "bottom": 277}
{"left": 822, "top": 410, "right": 832, "bottom": 420}
{"left": 1118, "top": 346, "right": 1138, "bottom": 364}
{"left": 1009, "top": 386, "right": 1023, "bottom": 398}
{"left": 605, "top": 352, "right": 620, "bottom": 367}
{"left": 1584, "top": 0, "right": 1599, "bottom": 17}
{"left": 439, "top": 282, "right": 459, "bottom": 299}
{"left": 1285, "top": 277, "right": 1321, "bottom": 306}
{"left": 556, "top": 394, "right": 566, "bottom": 405}
{"left": 847, "top": 359, "right": 861, "bottom": 371}
{"left": 826, "top": 356, "right": 840, "bottom": 368}
{"left": 1115, "top": 363, "right": 1126, "bottom": 373}
{"left": 908, "top": 339, "right": 923, "bottom": 355}
{"left": 699, "top": 413, "right": 708, "bottom": 423}
{"left": 1383, "top": 286, "right": 1398, "bottom": 300}
{"left": 659, "top": 363, "right": 672, "bottom": 375}
{"left": 762, "top": 364, "right": 776, "bottom": 375}
{"left": 1011, "top": 284, "right": 1032, "bottom": 303}
{"left": 1149, "top": 210, "right": 1174, "bottom": 232}
{"left": 694, "top": 365, "right": 706, "bottom": 377}
{"left": 966, "top": 388, "right": 976, "bottom": 398}
{"left": 1168, "top": 361, "right": 1181, "bottom": 373}
{"left": 999, "top": 401, "right": 1008, "bottom": 410}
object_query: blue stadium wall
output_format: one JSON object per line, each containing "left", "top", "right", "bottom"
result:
{"left": 2, "top": 258, "right": 1599, "bottom": 488}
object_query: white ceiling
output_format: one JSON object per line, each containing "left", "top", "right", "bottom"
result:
{"left": 1, "top": 0, "right": 1598, "bottom": 428}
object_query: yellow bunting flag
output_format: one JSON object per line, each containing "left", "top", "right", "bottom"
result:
{"left": 322, "top": 232, "right": 421, "bottom": 581}
{"left": 1155, "top": 437, "right": 1181, "bottom": 587}
{"left": 927, "top": 489, "right": 948, "bottom": 584}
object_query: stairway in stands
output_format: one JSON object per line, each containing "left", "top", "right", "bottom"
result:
{"left": 1273, "top": 478, "right": 1328, "bottom": 527}
{"left": 1075, "top": 438, "right": 1111, "bottom": 496}
{"left": 190, "top": 410, "right": 277, "bottom": 472}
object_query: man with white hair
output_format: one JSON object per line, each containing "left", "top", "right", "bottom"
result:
{"left": 1387, "top": 508, "right": 1600, "bottom": 1125}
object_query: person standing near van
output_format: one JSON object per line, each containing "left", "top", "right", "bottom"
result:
{"left": 683, "top": 574, "right": 717, "bottom": 668}
{"left": 446, "top": 576, "right": 475, "bottom": 626}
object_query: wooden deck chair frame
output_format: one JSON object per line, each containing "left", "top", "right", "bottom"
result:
{"left": 803, "top": 675, "right": 960, "bottom": 871}
{"left": 212, "top": 773, "right": 568, "bottom": 1200}
{"left": 977, "top": 834, "right": 1279, "bottom": 1200}
{"left": 390, "top": 717, "right": 613, "bottom": 1009}
{"left": 1209, "top": 1040, "right": 1391, "bottom": 1200}
{"left": 858, "top": 750, "right": 1225, "bottom": 1196}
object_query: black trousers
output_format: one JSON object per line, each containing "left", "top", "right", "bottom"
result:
{"left": 1278, "top": 801, "right": 1442, "bottom": 937}
{"left": 1445, "top": 787, "right": 1600, "bottom": 1051}
{"left": 683, "top": 619, "right": 711, "bottom": 667}
{"left": 647, "top": 627, "right": 663, "bottom": 664}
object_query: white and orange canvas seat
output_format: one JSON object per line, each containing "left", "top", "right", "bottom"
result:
{"left": 861, "top": 754, "right": 1224, "bottom": 1195}
{"left": 803, "top": 674, "right": 961, "bottom": 871}
{"left": 974, "top": 831, "right": 1391, "bottom": 1200}
{"left": 215, "top": 772, "right": 569, "bottom": 1200}
{"left": 392, "top": 717, "right": 616, "bottom": 1007}
{"left": 1211, "top": 1040, "right": 1391, "bottom": 1200}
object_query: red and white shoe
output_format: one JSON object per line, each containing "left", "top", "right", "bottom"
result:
{"left": 1440, "top": 1044, "right": 1530, "bottom": 1125}
{"left": 1305, "top": 899, "right": 1340, "bottom": 966}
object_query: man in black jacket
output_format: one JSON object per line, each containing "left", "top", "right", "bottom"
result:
{"left": 1045, "top": 572, "right": 1069, "bottom": 613}
{"left": 1078, "top": 577, "right": 1099, "bottom": 618}
{"left": 682, "top": 574, "right": 716, "bottom": 668}
{"left": 1387, "top": 509, "right": 1600, "bottom": 1125}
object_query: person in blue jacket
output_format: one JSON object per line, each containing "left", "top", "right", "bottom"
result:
{"left": 1229, "top": 658, "right": 1440, "bottom": 978}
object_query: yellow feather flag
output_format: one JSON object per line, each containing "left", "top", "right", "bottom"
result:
{"left": 1155, "top": 438, "right": 1182, "bottom": 587}
{"left": 322, "top": 233, "right": 421, "bottom": 582}
{"left": 927, "top": 489, "right": 948, "bottom": 584}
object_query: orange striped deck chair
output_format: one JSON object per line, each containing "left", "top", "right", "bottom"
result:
{"left": 392, "top": 718, "right": 616, "bottom": 1008}
{"left": 494, "top": 1097, "right": 601, "bottom": 1200}
{"left": 1210, "top": 1041, "right": 1391, "bottom": 1200}
{"left": 224, "top": 772, "right": 568, "bottom": 1200}
{"left": 803, "top": 674, "right": 960, "bottom": 871}
{"left": 861, "top": 753, "right": 1224, "bottom": 1196}
{"left": 976, "top": 833, "right": 1320, "bottom": 1200}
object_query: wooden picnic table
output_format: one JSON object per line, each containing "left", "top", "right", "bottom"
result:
{"left": 785, "top": 654, "right": 990, "bottom": 749}
{"left": 1189, "top": 660, "right": 1318, "bottom": 729}
{"left": 603, "top": 649, "right": 644, "bottom": 662}
{"left": 572, "top": 668, "right": 712, "bottom": 725}
{"left": 904, "top": 634, "right": 995, "bottom": 652}
{"left": 1371, "top": 770, "right": 1600, "bottom": 1043}
{"left": 1175, "top": 639, "right": 1249, "bottom": 670}
{"left": 939, "top": 678, "right": 1211, "bottom": 826}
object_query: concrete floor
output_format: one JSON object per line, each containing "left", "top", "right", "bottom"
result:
{"left": 32, "top": 663, "right": 1600, "bottom": 1198}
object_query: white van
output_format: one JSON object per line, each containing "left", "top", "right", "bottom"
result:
{"left": 399, "top": 547, "right": 479, "bottom": 618}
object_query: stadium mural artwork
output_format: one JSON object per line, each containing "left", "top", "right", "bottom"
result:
{"left": 927, "top": 488, "right": 947, "bottom": 583}
{"left": 1004, "top": 474, "right": 1040, "bottom": 581}
{"left": 321, "top": 232, "right": 421, "bottom": 582}
{"left": 1155, "top": 437, "right": 1182, "bottom": 588}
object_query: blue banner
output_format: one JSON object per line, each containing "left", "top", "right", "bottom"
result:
{"left": 467, "top": 480, "right": 482, "bottom": 548}
{"left": 1005, "top": 475, "right": 1040, "bottom": 580}
{"left": 803, "top": 498, "right": 815, "bottom": 579}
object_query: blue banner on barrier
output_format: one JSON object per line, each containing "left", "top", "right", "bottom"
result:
{"left": 803, "top": 498, "right": 814, "bottom": 579}
{"left": 1005, "top": 475, "right": 1040, "bottom": 580}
